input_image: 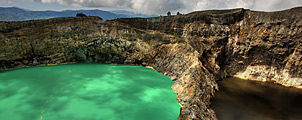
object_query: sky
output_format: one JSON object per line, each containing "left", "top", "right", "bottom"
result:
{"left": 1, "top": 0, "right": 302, "bottom": 15}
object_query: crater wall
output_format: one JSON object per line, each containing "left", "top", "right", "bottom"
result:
{"left": 1, "top": 7, "right": 302, "bottom": 120}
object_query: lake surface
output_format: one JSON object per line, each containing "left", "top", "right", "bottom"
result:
{"left": 211, "top": 77, "right": 302, "bottom": 120}
{"left": 0, "top": 63, "right": 180, "bottom": 120}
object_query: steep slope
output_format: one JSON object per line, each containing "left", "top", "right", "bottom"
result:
{"left": 1, "top": 7, "right": 302, "bottom": 120}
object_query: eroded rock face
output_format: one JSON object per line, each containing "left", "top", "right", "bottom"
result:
{"left": 1, "top": 7, "right": 302, "bottom": 120}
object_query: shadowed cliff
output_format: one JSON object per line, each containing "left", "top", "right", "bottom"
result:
{"left": 1, "top": 7, "right": 302, "bottom": 120}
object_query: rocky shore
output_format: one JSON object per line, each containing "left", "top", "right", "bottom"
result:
{"left": 1, "top": 7, "right": 301, "bottom": 120}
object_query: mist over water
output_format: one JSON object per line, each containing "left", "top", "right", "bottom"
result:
{"left": 0, "top": 63, "right": 180, "bottom": 120}
{"left": 211, "top": 77, "right": 302, "bottom": 120}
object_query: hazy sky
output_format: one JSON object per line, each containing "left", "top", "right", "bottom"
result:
{"left": 1, "top": 0, "right": 302, "bottom": 14}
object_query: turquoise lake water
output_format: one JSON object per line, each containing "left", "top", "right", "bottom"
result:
{"left": 0, "top": 63, "right": 180, "bottom": 120}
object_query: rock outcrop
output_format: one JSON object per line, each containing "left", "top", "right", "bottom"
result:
{"left": 1, "top": 7, "right": 302, "bottom": 120}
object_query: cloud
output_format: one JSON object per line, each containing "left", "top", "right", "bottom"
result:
{"left": 0, "top": 0, "right": 13, "bottom": 4}
{"left": 131, "top": 0, "right": 184, "bottom": 15}
{"left": 4, "top": 0, "right": 302, "bottom": 14}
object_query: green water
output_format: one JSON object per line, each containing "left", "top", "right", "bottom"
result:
{"left": 0, "top": 63, "right": 180, "bottom": 120}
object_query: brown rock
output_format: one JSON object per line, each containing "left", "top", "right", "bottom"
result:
{"left": 1, "top": 7, "right": 302, "bottom": 120}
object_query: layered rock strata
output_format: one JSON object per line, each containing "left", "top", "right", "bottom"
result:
{"left": 1, "top": 7, "right": 302, "bottom": 119}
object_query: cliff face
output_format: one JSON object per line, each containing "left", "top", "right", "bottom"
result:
{"left": 1, "top": 7, "right": 302, "bottom": 120}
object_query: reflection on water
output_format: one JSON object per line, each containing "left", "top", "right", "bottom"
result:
{"left": 0, "top": 63, "right": 180, "bottom": 120}
{"left": 211, "top": 77, "right": 302, "bottom": 120}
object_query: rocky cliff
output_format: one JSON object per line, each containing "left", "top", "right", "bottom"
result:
{"left": 1, "top": 7, "right": 302, "bottom": 120}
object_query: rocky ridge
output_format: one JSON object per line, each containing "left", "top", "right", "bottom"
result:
{"left": 1, "top": 7, "right": 302, "bottom": 120}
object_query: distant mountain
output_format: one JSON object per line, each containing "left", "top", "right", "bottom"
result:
{"left": 110, "top": 10, "right": 158, "bottom": 18}
{"left": 0, "top": 7, "right": 131, "bottom": 21}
